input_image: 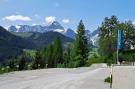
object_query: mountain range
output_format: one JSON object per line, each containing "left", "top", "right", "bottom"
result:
{"left": 8, "top": 21, "right": 99, "bottom": 45}
{"left": 0, "top": 21, "right": 99, "bottom": 63}
{"left": 0, "top": 26, "right": 73, "bottom": 63}
{"left": 8, "top": 21, "right": 76, "bottom": 39}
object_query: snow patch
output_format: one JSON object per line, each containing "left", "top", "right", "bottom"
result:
{"left": 54, "top": 29, "right": 65, "bottom": 33}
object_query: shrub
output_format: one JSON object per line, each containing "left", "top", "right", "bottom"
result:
{"left": 86, "top": 53, "right": 105, "bottom": 66}
{"left": 104, "top": 76, "right": 112, "bottom": 83}
{"left": 104, "top": 75, "right": 112, "bottom": 88}
{"left": 57, "top": 64, "right": 65, "bottom": 68}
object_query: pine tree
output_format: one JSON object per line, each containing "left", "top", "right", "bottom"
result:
{"left": 63, "top": 47, "right": 70, "bottom": 67}
{"left": 18, "top": 55, "right": 27, "bottom": 70}
{"left": 46, "top": 44, "right": 54, "bottom": 68}
{"left": 70, "top": 20, "right": 89, "bottom": 67}
{"left": 8, "top": 59, "right": 15, "bottom": 69}
{"left": 31, "top": 51, "right": 44, "bottom": 69}
{"left": 53, "top": 37, "right": 63, "bottom": 67}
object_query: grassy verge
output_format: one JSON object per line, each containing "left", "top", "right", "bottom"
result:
{"left": 104, "top": 75, "right": 112, "bottom": 88}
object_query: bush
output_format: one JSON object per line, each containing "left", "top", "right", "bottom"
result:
{"left": 57, "top": 64, "right": 65, "bottom": 68}
{"left": 67, "top": 61, "right": 80, "bottom": 68}
{"left": 104, "top": 75, "right": 112, "bottom": 88}
{"left": 106, "top": 59, "right": 113, "bottom": 66}
{"left": 0, "top": 66, "right": 13, "bottom": 74}
{"left": 104, "top": 75, "right": 112, "bottom": 83}
{"left": 86, "top": 53, "right": 105, "bottom": 66}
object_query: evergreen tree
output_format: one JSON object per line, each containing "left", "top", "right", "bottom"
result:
{"left": 46, "top": 44, "right": 54, "bottom": 68}
{"left": 8, "top": 58, "right": 17, "bottom": 70}
{"left": 53, "top": 37, "right": 63, "bottom": 67}
{"left": 63, "top": 47, "right": 70, "bottom": 67}
{"left": 70, "top": 20, "right": 89, "bottom": 67}
{"left": 18, "top": 55, "right": 27, "bottom": 70}
{"left": 31, "top": 51, "right": 44, "bottom": 69}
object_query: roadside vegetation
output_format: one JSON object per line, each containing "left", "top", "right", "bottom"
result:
{"left": 104, "top": 75, "right": 112, "bottom": 88}
{"left": 1, "top": 15, "right": 135, "bottom": 74}
{"left": 86, "top": 53, "right": 105, "bottom": 66}
{"left": 0, "top": 20, "right": 90, "bottom": 74}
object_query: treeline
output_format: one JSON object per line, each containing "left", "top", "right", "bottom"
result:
{"left": 0, "top": 20, "right": 89, "bottom": 73}
{"left": 2, "top": 15, "right": 135, "bottom": 74}
{"left": 33, "top": 20, "right": 89, "bottom": 68}
{"left": 98, "top": 15, "right": 135, "bottom": 64}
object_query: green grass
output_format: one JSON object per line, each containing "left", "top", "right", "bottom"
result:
{"left": 0, "top": 67, "right": 13, "bottom": 74}
{"left": 89, "top": 48, "right": 98, "bottom": 55}
{"left": 23, "top": 49, "right": 36, "bottom": 57}
{"left": 12, "top": 32, "right": 33, "bottom": 38}
{"left": 86, "top": 53, "right": 105, "bottom": 66}
{"left": 87, "top": 48, "right": 104, "bottom": 66}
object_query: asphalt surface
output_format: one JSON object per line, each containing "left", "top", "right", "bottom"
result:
{"left": 0, "top": 64, "right": 111, "bottom": 89}
{"left": 112, "top": 66, "right": 135, "bottom": 89}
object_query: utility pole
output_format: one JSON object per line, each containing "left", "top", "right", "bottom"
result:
{"left": 117, "top": 47, "right": 119, "bottom": 64}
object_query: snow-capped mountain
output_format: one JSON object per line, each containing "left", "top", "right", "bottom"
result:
{"left": 84, "top": 29, "right": 99, "bottom": 46}
{"left": 8, "top": 21, "right": 65, "bottom": 33}
{"left": 46, "top": 21, "right": 64, "bottom": 31}
{"left": 8, "top": 21, "right": 99, "bottom": 46}
{"left": 89, "top": 29, "right": 99, "bottom": 46}
{"left": 8, "top": 21, "right": 76, "bottom": 39}
{"left": 91, "top": 34, "right": 99, "bottom": 46}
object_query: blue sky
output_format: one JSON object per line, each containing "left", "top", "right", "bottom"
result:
{"left": 0, "top": 0, "right": 135, "bottom": 31}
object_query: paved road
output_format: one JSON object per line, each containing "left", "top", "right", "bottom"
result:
{"left": 112, "top": 66, "right": 135, "bottom": 89}
{"left": 0, "top": 65, "right": 111, "bottom": 89}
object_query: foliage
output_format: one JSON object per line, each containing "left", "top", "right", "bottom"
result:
{"left": 23, "top": 49, "right": 36, "bottom": 58}
{"left": 8, "top": 58, "right": 18, "bottom": 71}
{"left": 63, "top": 48, "right": 71, "bottom": 67}
{"left": 98, "top": 15, "right": 135, "bottom": 64}
{"left": 26, "top": 31, "right": 74, "bottom": 48}
{"left": 119, "top": 50, "right": 135, "bottom": 65}
{"left": 104, "top": 75, "right": 112, "bottom": 88}
{"left": 99, "top": 16, "right": 118, "bottom": 58}
{"left": 40, "top": 37, "right": 64, "bottom": 68}
{"left": 57, "top": 63, "right": 65, "bottom": 68}
{"left": 0, "top": 26, "right": 73, "bottom": 64}
{"left": 70, "top": 20, "right": 89, "bottom": 67}
{"left": 31, "top": 51, "right": 45, "bottom": 69}
{"left": 52, "top": 37, "right": 63, "bottom": 67}
{"left": 86, "top": 53, "right": 105, "bottom": 66}
{"left": 104, "top": 76, "right": 112, "bottom": 83}
{"left": 18, "top": 55, "right": 27, "bottom": 70}
{"left": 0, "top": 26, "right": 35, "bottom": 64}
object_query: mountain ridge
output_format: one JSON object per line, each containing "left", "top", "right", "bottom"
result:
{"left": 8, "top": 21, "right": 77, "bottom": 39}
{"left": 0, "top": 26, "right": 74, "bottom": 63}
{"left": 7, "top": 21, "right": 99, "bottom": 46}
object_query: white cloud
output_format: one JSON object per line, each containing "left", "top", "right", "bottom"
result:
{"left": 45, "top": 16, "right": 56, "bottom": 24}
{"left": 3, "top": 15, "right": 31, "bottom": 21}
{"left": 62, "top": 19, "right": 69, "bottom": 24}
